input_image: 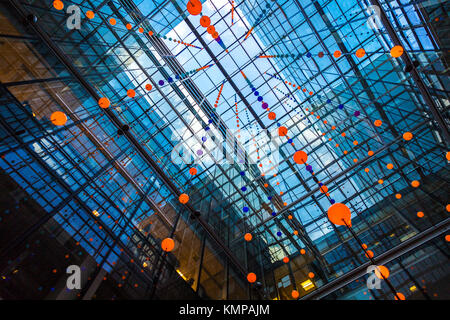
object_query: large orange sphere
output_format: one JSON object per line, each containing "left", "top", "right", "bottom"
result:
{"left": 127, "top": 89, "right": 136, "bottom": 98}
{"left": 200, "top": 16, "right": 211, "bottom": 27}
{"left": 161, "top": 237, "right": 175, "bottom": 252}
{"left": 293, "top": 150, "right": 308, "bottom": 165}
{"left": 244, "top": 233, "right": 252, "bottom": 241}
{"left": 327, "top": 203, "right": 352, "bottom": 227}
{"left": 390, "top": 45, "right": 404, "bottom": 58}
{"left": 278, "top": 126, "right": 287, "bottom": 136}
{"left": 394, "top": 292, "right": 406, "bottom": 300}
{"left": 86, "top": 11, "right": 95, "bottom": 19}
{"left": 355, "top": 48, "right": 365, "bottom": 58}
{"left": 403, "top": 131, "right": 413, "bottom": 141}
{"left": 283, "top": 257, "right": 289, "bottom": 263}
{"left": 179, "top": 193, "right": 189, "bottom": 204}
{"left": 53, "top": 0, "right": 63, "bottom": 10}
{"left": 50, "top": 111, "right": 67, "bottom": 126}
{"left": 411, "top": 180, "right": 420, "bottom": 188}
{"left": 365, "top": 250, "right": 374, "bottom": 259}
{"left": 247, "top": 273, "right": 257, "bottom": 283}
{"left": 268, "top": 112, "right": 276, "bottom": 120}
{"left": 374, "top": 265, "right": 390, "bottom": 279}
{"left": 189, "top": 167, "right": 197, "bottom": 175}
{"left": 207, "top": 25, "right": 216, "bottom": 34}
{"left": 98, "top": 97, "right": 110, "bottom": 109}
{"left": 187, "top": 0, "right": 202, "bottom": 15}
{"left": 291, "top": 290, "right": 299, "bottom": 299}
{"left": 308, "top": 272, "right": 315, "bottom": 278}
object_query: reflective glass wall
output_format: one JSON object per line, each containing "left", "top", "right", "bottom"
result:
{"left": 0, "top": 0, "right": 448, "bottom": 300}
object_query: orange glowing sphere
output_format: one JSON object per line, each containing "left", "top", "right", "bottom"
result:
{"left": 200, "top": 16, "right": 211, "bottom": 27}
{"left": 293, "top": 150, "right": 308, "bottom": 165}
{"left": 127, "top": 89, "right": 136, "bottom": 98}
{"left": 365, "top": 250, "right": 374, "bottom": 259}
{"left": 179, "top": 193, "right": 189, "bottom": 204}
{"left": 374, "top": 265, "right": 390, "bottom": 279}
{"left": 98, "top": 97, "right": 110, "bottom": 109}
{"left": 268, "top": 112, "right": 276, "bottom": 120}
{"left": 161, "top": 237, "right": 175, "bottom": 252}
{"left": 355, "top": 48, "right": 366, "bottom": 58}
{"left": 411, "top": 180, "right": 420, "bottom": 188}
{"left": 403, "top": 132, "right": 413, "bottom": 141}
{"left": 86, "top": 11, "right": 95, "bottom": 19}
{"left": 187, "top": 0, "right": 202, "bottom": 16}
{"left": 50, "top": 111, "right": 67, "bottom": 126}
{"left": 327, "top": 202, "right": 352, "bottom": 227}
{"left": 244, "top": 233, "right": 252, "bottom": 241}
{"left": 394, "top": 292, "right": 406, "bottom": 300}
{"left": 247, "top": 273, "right": 257, "bottom": 283}
{"left": 390, "top": 46, "right": 404, "bottom": 58}
{"left": 53, "top": 0, "right": 63, "bottom": 10}
{"left": 278, "top": 126, "right": 288, "bottom": 136}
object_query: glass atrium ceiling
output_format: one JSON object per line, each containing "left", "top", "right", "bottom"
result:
{"left": 0, "top": 0, "right": 448, "bottom": 300}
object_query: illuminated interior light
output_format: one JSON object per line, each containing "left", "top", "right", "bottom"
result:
{"left": 301, "top": 279, "right": 315, "bottom": 291}
{"left": 176, "top": 269, "right": 188, "bottom": 281}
